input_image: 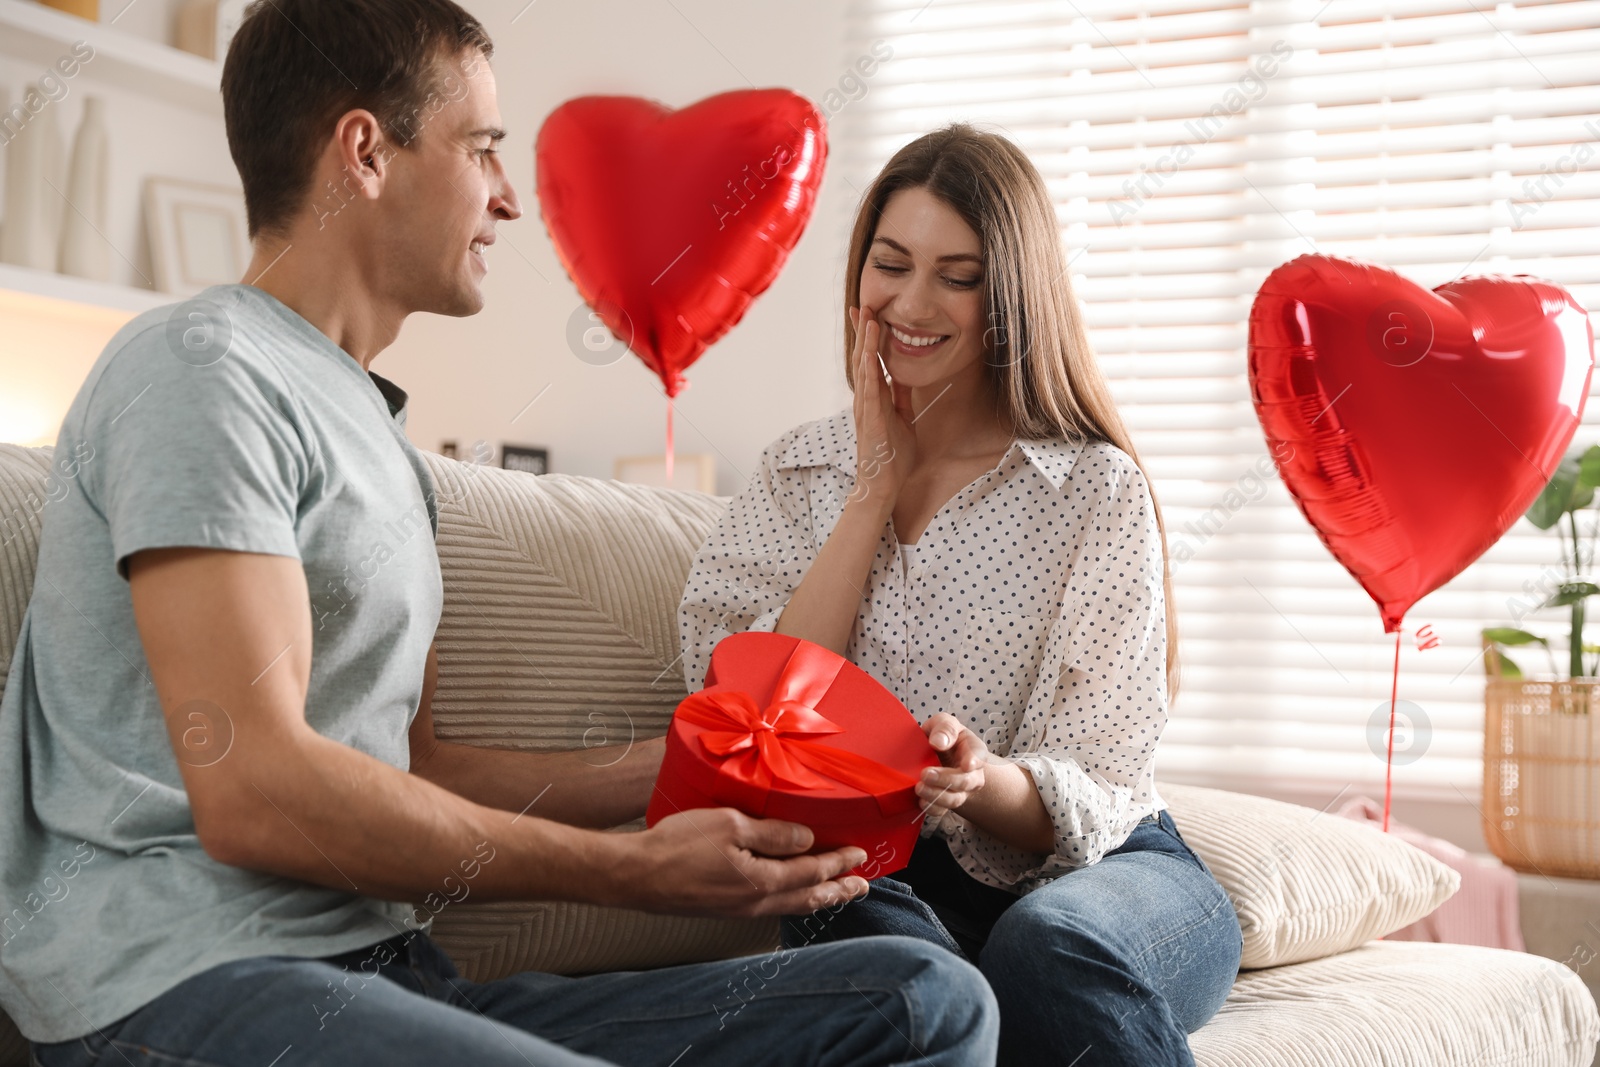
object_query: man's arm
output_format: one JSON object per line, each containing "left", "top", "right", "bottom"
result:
{"left": 407, "top": 642, "right": 667, "bottom": 829}
{"left": 128, "top": 546, "right": 869, "bottom": 917}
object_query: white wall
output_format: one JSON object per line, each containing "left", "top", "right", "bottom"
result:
{"left": 380, "top": 0, "right": 861, "bottom": 495}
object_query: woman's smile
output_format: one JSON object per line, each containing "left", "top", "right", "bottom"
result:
{"left": 885, "top": 322, "right": 952, "bottom": 357}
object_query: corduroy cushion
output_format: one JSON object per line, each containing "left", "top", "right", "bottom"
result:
{"left": 1189, "top": 940, "right": 1600, "bottom": 1066}
{"left": 0, "top": 445, "right": 53, "bottom": 701}
{"left": 417, "top": 452, "right": 778, "bottom": 979}
{"left": 1162, "top": 782, "right": 1462, "bottom": 969}
{"left": 0, "top": 444, "right": 53, "bottom": 1065}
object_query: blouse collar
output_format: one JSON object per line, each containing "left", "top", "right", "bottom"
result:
{"left": 773, "top": 408, "right": 1088, "bottom": 491}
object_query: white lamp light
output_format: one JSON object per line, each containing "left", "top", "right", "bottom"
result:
{"left": 0, "top": 401, "right": 56, "bottom": 448}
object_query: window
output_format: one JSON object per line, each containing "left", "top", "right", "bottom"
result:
{"left": 838, "top": 0, "right": 1600, "bottom": 800}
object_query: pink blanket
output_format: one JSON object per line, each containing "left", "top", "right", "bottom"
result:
{"left": 1336, "top": 795, "right": 1524, "bottom": 950}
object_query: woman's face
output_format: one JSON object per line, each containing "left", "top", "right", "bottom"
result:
{"left": 857, "top": 186, "right": 989, "bottom": 392}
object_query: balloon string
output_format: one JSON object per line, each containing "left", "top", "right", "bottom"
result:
{"left": 1371, "top": 626, "right": 1405, "bottom": 945}
{"left": 1383, "top": 627, "right": 1401, "bottom": 834}
{"left": 665, "top": 400, "right": 675, "bottom": 483}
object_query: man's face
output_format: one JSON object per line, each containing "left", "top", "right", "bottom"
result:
{"left": 370, "top": 49, "right": 521, "bottom": 317}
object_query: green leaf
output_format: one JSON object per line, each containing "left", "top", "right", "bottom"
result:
{"left": 1527, "top": 459, "right": 1580, "bottom": 529}
{"left": 1488, "top": 649, "right": 1523, "bottom": 678}
{"left": 1541, "top": 581, "right": 1600, "bottom": 609}
{"left": 1482, "top": 627, "right": 1550, "bottom": 647}
{"left": 1578, "top": 445, "right": 1600, "bottom": 492}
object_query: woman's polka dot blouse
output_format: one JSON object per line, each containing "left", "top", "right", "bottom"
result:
{"left": 678, "top": 407, "right": 1170, "bottom": 895}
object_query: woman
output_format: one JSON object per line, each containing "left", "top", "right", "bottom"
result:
{"left": 678, "top": 123, "right": 1241, "bottom": 1067}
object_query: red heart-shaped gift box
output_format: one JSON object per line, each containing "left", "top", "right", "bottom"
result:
{"left": 646, "top": 632, "right": 939, "bottom": 881}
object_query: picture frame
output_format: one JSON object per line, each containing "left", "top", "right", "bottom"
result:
{"left": 613, "top": 454, "right": 717, "bottom": 494}
{"left": 144, "top": 178, "right": 250, "bottom": 297}
{"left": 501, "top": 445, "right": 550, "bottom": 476}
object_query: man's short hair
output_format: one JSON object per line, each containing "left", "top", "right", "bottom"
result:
{"left": 222, "top": 0, "right": 494, "bottom": 240}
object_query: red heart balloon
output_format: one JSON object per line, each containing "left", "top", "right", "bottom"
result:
{"left": 535, "top": 90, "right": 827, "bottom": 397}
{"left": 1249, "top": 255, "right": 1593, "bottom": 633}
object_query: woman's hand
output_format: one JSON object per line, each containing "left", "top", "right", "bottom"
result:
{"left": 849, "top": 304, "right": 916, "bottom": 512}
{"left": 916, "top": 712, "right": 989, "bottom": 818}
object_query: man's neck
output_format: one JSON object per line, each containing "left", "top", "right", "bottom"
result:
{"left": 240, "top": 237, "right": 406, "bottom": 373}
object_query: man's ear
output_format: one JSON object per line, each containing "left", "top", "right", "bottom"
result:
{"left": 330, "top": 108, "right": 388, "bottom": 203}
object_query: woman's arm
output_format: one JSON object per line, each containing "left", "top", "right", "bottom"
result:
{"left": 772, "top": 491, "right": 891, "bottom": 654}
{"left": 774, "top": 305, "right": 916, "bottom": 653}
{"left": 945, "top": 457, "right": 1170, "bottom": 882}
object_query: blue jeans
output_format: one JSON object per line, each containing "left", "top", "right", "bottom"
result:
{"left": 31, "top": 927, "right": 997, "bottom": 1066}
{"left": 782, "top": 809, "right": 1243, "bottom": 1067}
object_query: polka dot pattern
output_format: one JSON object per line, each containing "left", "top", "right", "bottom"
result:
{"left": 679, "top": 408, "right": 1169, "bottom": 896}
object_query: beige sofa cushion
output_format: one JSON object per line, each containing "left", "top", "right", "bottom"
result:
{"left": 1189, "top": 939, "right": 1600, "bottom": 1066}
{"left": 418, "top": 452, "right": 777, "bottom": 979}
{"left": 1163, "top": 782, "right": 1461, "bottom": 969}
{"left": 0, "top": 445, "right": 54, "bottom": 699}
{"left": 0, "top": 446, "right": 49, "bottom": 1063}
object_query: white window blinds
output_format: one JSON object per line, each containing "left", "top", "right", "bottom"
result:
{"left": 837, "top": 0, "right": 1600, "bottom": 800}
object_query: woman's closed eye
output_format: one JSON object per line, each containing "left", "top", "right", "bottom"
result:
{"left": 870, "top": 261, "right": 982, "bottom": 289}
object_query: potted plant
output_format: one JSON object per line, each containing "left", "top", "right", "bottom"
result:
{"left": 1482, "top": 444, "right": 1600, "bottom": 687}
{"left": 1479, "top": 444, "right": 1599, "bottom": 880}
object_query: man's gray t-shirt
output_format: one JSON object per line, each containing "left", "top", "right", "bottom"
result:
{"left": 0, "top": 283, "right": 444, "bottom": 1042}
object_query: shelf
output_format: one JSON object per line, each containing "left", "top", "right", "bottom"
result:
{"left": 0, "top": 0, "right": 221, "bottom": 116}
{"left": 0, "top": 261, "right": 168, "bottom": 313}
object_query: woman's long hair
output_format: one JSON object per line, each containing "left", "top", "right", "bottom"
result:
{"left": 842, "top": 122, "right": 1181, "bottom": 699}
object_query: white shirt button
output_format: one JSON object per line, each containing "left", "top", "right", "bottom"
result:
{"left": 889, "top": 660, "right": 905, "bottom": 680}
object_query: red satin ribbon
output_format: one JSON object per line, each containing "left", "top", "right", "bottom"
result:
{"left": 673, "top": 642, "right": 918, "bottom": 809}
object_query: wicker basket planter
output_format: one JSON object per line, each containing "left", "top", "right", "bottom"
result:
{"left": 1481, "top": 677, "right": 1600, "bottom": 880}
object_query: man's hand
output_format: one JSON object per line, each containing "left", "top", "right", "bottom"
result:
{"left": 624, "top": 808, "right": 869, "bottom": 917}
{"left": 917, "top": 712, "right": 989, "bottom": 819}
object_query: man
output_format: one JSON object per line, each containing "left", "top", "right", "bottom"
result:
{"left": 0, "top": 1, "right": 998, "bottom": 1063}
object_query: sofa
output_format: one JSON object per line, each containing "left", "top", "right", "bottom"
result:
{"left": 1, "top": 440, "right": 1596, "bottom": 1066}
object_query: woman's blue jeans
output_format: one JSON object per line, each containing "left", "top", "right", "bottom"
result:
{"left": 782, "top": 809, "right": 1243, "bottom": 1067}
{"left": 30, "top": 927, "right": 997, "bottom": 1066}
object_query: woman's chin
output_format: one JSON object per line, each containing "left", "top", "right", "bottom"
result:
{"left": 887, "top": 361, "right": 962, "bottom": 395}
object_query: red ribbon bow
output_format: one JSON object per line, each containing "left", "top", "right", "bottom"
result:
{"left": 673, "top": 642, "right": 918, "bottom": 811}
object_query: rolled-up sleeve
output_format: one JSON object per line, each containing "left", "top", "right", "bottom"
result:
{"left": 939, "top": 460, "right": 1169, "bottom": 888}
{"left": 677, "top": 443, "right": 818, "bottom": 692}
